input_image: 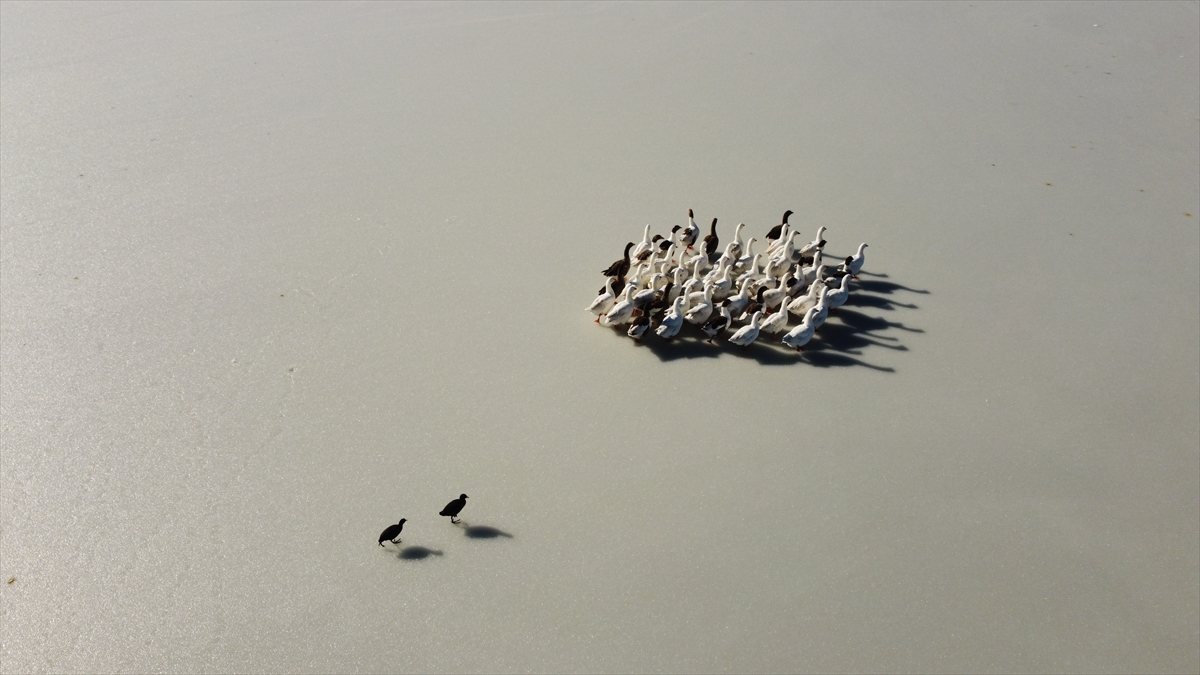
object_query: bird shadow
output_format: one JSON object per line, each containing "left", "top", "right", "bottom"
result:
{"left": 853, "top": 279, "right": 930, "bottom": 296}
{"left": 599, "top": 268, "right": 926, "bottom": 372}
{"left": 458, "top": 523, "right": 514, "bottom": 539}
{"left": 397, "top": 546, "right": 444, "bottom": 560}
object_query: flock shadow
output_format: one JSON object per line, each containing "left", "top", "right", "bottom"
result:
{"left": 604, "top": 271, "right": 928, "bottom": 371}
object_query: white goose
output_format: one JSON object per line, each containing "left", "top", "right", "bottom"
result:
{"left": 781, "top": 306, "right": 820, "bottom": 350}
{"left": 601, "top": 284, "right": 638, "bottom": 326}
{"left": 728, "top": 311, "right": 762, "bottom": 347}
{"left": 684, "top": 283, "right": 715, "bottom": 324}
{"left": 632, "top": 273, "right": 663, "bottom": 307}
{"left": 655, "top": 296, "right": 686, "bottom": 339}
{"left": 798, "top": 226, "right": 826, "bottom": 258}
{"left": 728, "top": 222, "right": 747, "bottom": 259}
{"left": 787, "top": 282, "right": 827, "bottom": 316}
{"left": 847, "top": 243, "right": 868, "bottom": 277}
{"left": 723, "top": 277, "right": 754, "bottom": 317}
{"left": 824, "top": 273, "right": 853, "bottom": 310}
{"left": 762, "top": 272, "right": 794, "bottom": 312}
{"left": 758, "top": 300, "right": 790, "bottom": 335}
{"left": 809, "top": 287, "right": 831, "bottom": 330}
{"left": 586, "top": 277, "right": 617, "bottom": 322}
{"left": 630, "top": 224, "right": 653, "bottom": 260}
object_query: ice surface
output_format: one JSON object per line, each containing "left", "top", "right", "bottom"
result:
{"left": 2, "top": 2, "right": 1197, "bottom": 672}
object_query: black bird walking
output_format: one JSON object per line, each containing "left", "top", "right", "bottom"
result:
{"left": 602, "top": 242, "right": 635, "bottom": 279}
{"left": 765, "top": 210, "right": 793, "bottom": 242}
{"left": 378, "top": 518, "right": 406, "bottom": 547}
{"left": 440, "top": 494, "right": 468, "bottom": 524}
{"left": 702, "top": 218, "right": 720, "bottom": 263}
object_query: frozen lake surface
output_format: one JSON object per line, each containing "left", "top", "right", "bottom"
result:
{"left": 2, "top": 2, "right": 1197, "bottom": 672}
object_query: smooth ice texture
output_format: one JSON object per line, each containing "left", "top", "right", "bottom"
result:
{"left": 2, "top": 2, "right": 1197, "bottom": 672}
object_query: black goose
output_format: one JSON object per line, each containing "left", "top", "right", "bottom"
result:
{"left": 765, "top": 210, "right": 793, "bottom": 242}
{"left": 440, "top": 494, "right": 468, "bottom": 524}
{"left": 626, "top": 310, "right": 651, "bottom": 341}
{"left": 701, "top": 308, "right": 732, "bottom": 344}
{"left": 646, "top": 281, "right": 674, "bottom": 319}
{"left": 378, "top": 518, "right": 406, "bottom": 547}
{"left": 702, "top": 218, "right": 720, "bottom": 263}
{"left": 740, "top": 287, "right": 769, "bottom": 321}
{"left": 602, "top": 242, "right": 634, "bottom": 278}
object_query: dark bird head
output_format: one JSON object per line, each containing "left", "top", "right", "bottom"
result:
{"left": 671, "top": 225, "right": 681, "bottom": 233}
{"left": 709, "top": 218, "right": 718, "bottom": 234}
{"left": 398, "top": 518, "right": 407, "bottom": 525}
{"left": 651, "top": 234, "right": 663, "bottom": 242}
{"left": 623, "top": 242, "right": 634, "bottom": 253}
{"left": 818, "top": 239, "right": 827, "bottom": 248}
{"left": 782, "top": 210, "right": 793, "bottom": 223}
{"left": 688, "top": 208, "right": 694, "bottom": 218}
{"left": 460, "top": 494, "right": 468, "bottom": 500}
{"left": 845, "top": 256, "right": 854, "bottom": 263}
{"left": 756, "top": 287, "right": 767, "bottom": 302}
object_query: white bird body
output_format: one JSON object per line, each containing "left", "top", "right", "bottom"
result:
{"left": 631, "top": 224, "right": 653, "bottom": 260}
{"left": 798, "top": 226, "right": 826, "bottom": 258}
{"left": 847, "top": 243, "right": 868, "bottom": 276}
{"left": 729, "top": 223, "right": 746, "bottom": 259}
{"left": 800, "top": 258, "right": 825, "bottom": 287}
{"left": 809, "top": 289, "right": 831, "bottom": 330}
{"left": 655, "top": 296, "right": 686, "bottom": 338}
{"left": 788, "top": 282, "right": 827, "bottom": 316}
{"left": 709, "top": 263, "right": 734, "bottom": 299}
{"left": 586, "top": 277, "right": 617, "bottom": 321}
{"left": 782, "top": 307, "right": 819, "bottom": 350}
{"left": 685, "top": 284, "right": 715, "bottom": 324}
{"left": 734, "top": 238, "right": 758, "bottom": 272}
{"left": 728, "top": 311, "right": 762, "bottom": 347}
{"left": 668, "top": 267, "right": 688, "bottom": 301}
{"left": 759, "top": 303, "right": 790, "bottom": 334}
{"left": 824, "top": 273, "right": 852, "bottom": 309}
{"left": 762, "top": 272, "right": 794, "bottom": 311}
{"left": 723, "top": 277, "right": 754, "bottom": 317}
{"left": 632, "top": 274, "right": 663, "bottom": 307}
{"left": 765, "top": 224, "right": 790, "bottom": 256}
{"left": 601, "top": 285, "right": 638, "bottom": 326}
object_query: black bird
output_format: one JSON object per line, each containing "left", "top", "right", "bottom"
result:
{"left": 602, "top": 242, "right": 634, "bottom": 278}
{"left": 765, "top": 210, "right": 793, "bottom": 242}
{"left": 645, "top": 281, "right": 674, "bottom": 319}
{"left": 378, "top": 518, "right": 407, "bottom": 547}
{"left": 701, "top": 307, "right": 732, "bottom": 344}
{"left": 740, "top": 287, "right": 769, "bottom": 320}
{"left": 440, "top": 494, "right": 468, "bottom": 524}
{"left": 702, "top": 218, "right": 720, "bottom": 263}
{"left": 627, "top": 310, "right": 651, "bottom": 341}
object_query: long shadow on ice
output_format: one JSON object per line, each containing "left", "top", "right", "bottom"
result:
{"left": 460, "top": 523, "right": 514, "bottom": 539}
{"left": 397, "top": 546, "right": 444, "bottom": 560}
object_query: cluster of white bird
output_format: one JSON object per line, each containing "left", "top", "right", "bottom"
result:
{"left": 587, "top": 209, "right": 868, "bottom": 351}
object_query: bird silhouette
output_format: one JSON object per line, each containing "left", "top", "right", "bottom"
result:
{"left": 440, "top": 494, "right": 468, "bottom": 524}
{"left": 378, "top": 518, "right": 406, "bottom": 547}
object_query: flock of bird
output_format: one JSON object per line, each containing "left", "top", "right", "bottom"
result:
{"left": 378, "top": 493, "right": 469, "bottom": 547}
{"left": 587, "top": 209, "right": 868, "bottom": 351}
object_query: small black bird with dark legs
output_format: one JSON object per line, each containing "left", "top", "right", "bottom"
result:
{"left": 378, "top": 518, "right": 406, "bottom": 547}
{"left": 440, "top": 494, "right": 468, "bottom": 524}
